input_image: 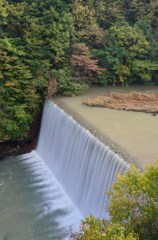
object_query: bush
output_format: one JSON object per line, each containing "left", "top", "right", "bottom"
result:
{"left": 52, "top": 68, "right": 89, "bottom": 96}
{"left": 70, "top": 162, "right": 158, "bottom": 240}
{"left": 70, "top": 215, "right": 138, "bottom": 240}
{"left": 62, "top": 82, "right": 88, "bottom": 96}
{"left": 0, "top": 0, "right": 74, "bottom": 141}
{"left": 108, "top": 162, "right": 158, "bottom": 240}
{"left": 94, "top": 24, "right": 158, "bottom": 86}
{"left": 0, "top": 39, "right": 43, "bottom": 140}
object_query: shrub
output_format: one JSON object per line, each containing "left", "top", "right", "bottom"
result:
{"left": 62, "top": 82, "right": 88, "bottom": 96}
{"left": 70, "top": 162, "right": 158, "bottom": 240}
{"left": 94, "top": 24, "right": 158, "bottom": 86}
{"left": 70, "top": 215, "right": 138, "bottom": 240}
{"left": 52, "top": 68, "right": 89, "bottom": 96}
{"left": 108, "top": 162, "right": 158, "bottom": 240}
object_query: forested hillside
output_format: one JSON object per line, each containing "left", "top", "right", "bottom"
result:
{"left": 0, "top": 0, "right": 158, "bottom": 141}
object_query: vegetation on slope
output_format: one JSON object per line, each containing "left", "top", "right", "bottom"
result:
{"left": 0, "top": 0, "right": 158, "bottom": 141}
{"left": 70, "top": 161, "right": 158, "bottom": 240}
{"left": 1, "top": 0, "right": 158, "bottom": 237}
{"left": 0, "top": 0, "right": 74, "bottom": 140}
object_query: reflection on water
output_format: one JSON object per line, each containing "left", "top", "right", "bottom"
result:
{"left": 0, "top": 151, "right": 82, "bottom": 240}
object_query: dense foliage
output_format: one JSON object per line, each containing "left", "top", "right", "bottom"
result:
{"left": 1, "top": 0, "right": 158, "bottom": 141}
{"left": 0, "top": 0, "right": 74, "bottom": 140}
{"left": 70, "top": 215, "right": 138, "bottom": 240}
{"left": 94, "top": 24, "right": 158, "bottom": 85}
{"left": 71, "top": 162, "right": 158, "bottom": 240}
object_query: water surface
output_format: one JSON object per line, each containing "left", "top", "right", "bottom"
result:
{"left": 0, "top": 152, "right": 82, "bottom": 240}
{"left": 55, "top": 85, "right": 158, "bottom": 167}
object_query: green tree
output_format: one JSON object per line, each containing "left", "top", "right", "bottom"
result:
{"left": 121, "top": 0, "right": 154, "bottom": 24}
{"left": 95, "top": 24, "right": 158, "bottom": 85}
{"left": 71, "top": 162, "right": 158, "bottom": 240}
{"left": 108, "top": 162, "right": 158, "bottom": 240}
{"left": 70, "top": 215, "right": 138, "bottom": 240}
{"left": 72, "top": 0, "right": 101, "bottom": 42}
{"left": 72, "top": 0, "right": 96, "bottom": 31}
{"left": 82, "top": 0, "right": 155, "bottom": 30}
{"left": 1, "top": 0, "right": 158, "bottom": 141}
{"left": 0, "top": 0, "right": 75, "bottom": 141}
{"left": 0, "top": 38, "right": 40, "bottom": 140}
{"left": 50, "top": 68, "right": 88, "bottom": 96}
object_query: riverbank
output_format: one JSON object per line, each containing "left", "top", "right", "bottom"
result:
{"left": 0, "top": 109, "right": 42, "bottom": 158}
{"left": 53, "top": 85, "right": 158, "bottom": 168}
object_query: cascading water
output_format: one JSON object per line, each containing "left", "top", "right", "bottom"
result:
{"left": 0, "top": 153, "right": 82, "bottom": 240}
{"left": 0, "top": 99, "right": 130, "bottom": 239}
{"left": 36, "top": 100, "right": 130, "bottom": 219}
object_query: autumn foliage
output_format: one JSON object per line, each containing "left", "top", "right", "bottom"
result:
{"left": 70, "top": 44, "right": 104, "bottom": 82}
{"left": 83, "top": 92, "right": 158, "bottom": 114}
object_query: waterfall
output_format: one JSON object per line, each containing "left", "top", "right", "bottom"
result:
{"left": 36, "top": 100, "right": 130, "bottom": 219}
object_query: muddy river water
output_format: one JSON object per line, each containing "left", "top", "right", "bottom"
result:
{"left": 54, "top": 85, "right": 158, "bottom": 168}
{"left": 1, "top": 85, "right": 157, "bottom": 239}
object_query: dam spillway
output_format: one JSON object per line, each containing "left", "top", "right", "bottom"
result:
{"left": 0, "top": 99, "right": 130, "bottom": 239}
{"left": 36, "top": 100, "right": 130, "bottom": 218}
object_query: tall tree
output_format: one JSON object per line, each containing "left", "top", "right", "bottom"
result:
{"left": 0, "top": 0, "right": 75, "bottom": 140}
{"left": 95, "top": 24, "right": 158, "bottom": 85}
{"left": 70, "top": 44, "right": 104, "bottom": 83}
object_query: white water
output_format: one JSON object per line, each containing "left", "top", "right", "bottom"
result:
{"left": 36, "top": 100, "right": 130, "bottom": 219}
{"left": 0, "top": 99, "right": 130, "bottom": 239}
{"left": 0, "top": 153, "right": 82, "bottom": 240}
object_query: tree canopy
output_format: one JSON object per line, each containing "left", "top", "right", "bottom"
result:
{"left": 0, "top": 0, "right": 158, "bottom": 141}
{"left": 0, "top": 0, "right": 74, "bottom": 140}
{"left": 71, "top": 161, "right": 158, "bottom": 240}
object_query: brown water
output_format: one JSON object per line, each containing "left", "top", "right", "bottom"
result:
{"left": 54, "top": 85, "right": 158, "bottom": 168}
